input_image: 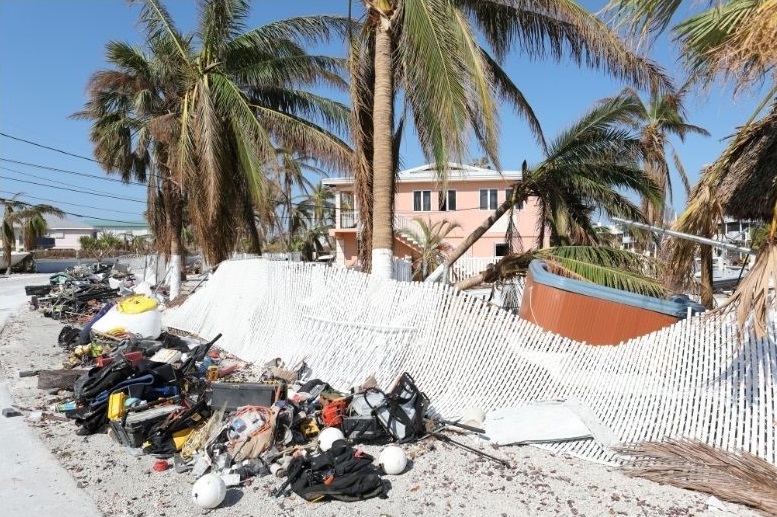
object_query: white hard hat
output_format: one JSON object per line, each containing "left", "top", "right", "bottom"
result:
{"left": 318, "top": 427, "right": 345, "bottom": 452}
{"left": 191, "top": 473, "right": 227, "bottom": 509}
{"left": 379, "top": 445, "right": 407, "bottom": 475}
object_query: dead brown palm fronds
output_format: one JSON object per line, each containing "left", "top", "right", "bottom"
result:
{"left": 718, "top": 234, "right": 777, "bottom": 339}
{"left": 677, "top": 0, "right": 777, "bottom": 93}
{"left": 616, "top": 439, "right": 777, "bottom": 515}
{"left": 664, "top": 176, "right": 723, "bottom": 306}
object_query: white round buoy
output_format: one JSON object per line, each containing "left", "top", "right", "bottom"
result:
{"left": 379, "top": 445, "right": 407, "bottom": 475}
{"left": 318, "top": 427, "right": 345, "bottom": 452}
{"left": 191, "top": 473, "right": 227, "bottom": 509}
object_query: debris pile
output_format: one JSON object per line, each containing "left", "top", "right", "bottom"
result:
{"left": 19, "top": 276, "right": 507, "bottom": 508}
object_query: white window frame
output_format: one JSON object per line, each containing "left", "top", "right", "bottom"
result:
{"left": 413, "top": 190, "right": 431, "bottom": 212}
{"left": 440, "top": 189, "right": 457, "bottom": 211}
{"left": 480, "top": 188, "right": 497, "bottom": 210}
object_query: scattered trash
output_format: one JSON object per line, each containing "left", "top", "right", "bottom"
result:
{"left": 379, "top": 445, "right": 408, "bottom": 475}
{"left": 153, "top": 459, "right": 170, "bottom": 472}
{"left": 2, "top": 407, "right": 22, "bottom": 418}
{"left": 191, "top": 473, "right": 227, "bottom": 509}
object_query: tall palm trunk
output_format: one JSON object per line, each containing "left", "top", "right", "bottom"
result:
{"left": 699, "top": 244, "right": 714, "bottom": 309}
{"left": 286, "top": 176, "right": 294, "bottom": 252}
{"left": 242, "top": 191, "right": 262, "bottom": 254}
{"left": 165, "top": 178, "right": 183, "bottom": 300}
{"left": 371, "top": 23, "right": 394, "bottom": 280}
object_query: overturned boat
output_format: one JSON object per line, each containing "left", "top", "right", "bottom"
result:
{"left": 519, "top": 259, "right": 705, "bottom": 345}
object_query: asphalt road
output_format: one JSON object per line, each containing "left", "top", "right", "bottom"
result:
{"left": 0, "top": 274, "right": 102, "bottom": 517}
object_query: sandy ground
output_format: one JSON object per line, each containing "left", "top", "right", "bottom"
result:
{"left": 0, "top": 303, "right": 763, "bottom": 517}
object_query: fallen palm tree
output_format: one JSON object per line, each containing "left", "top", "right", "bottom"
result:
{"left": 616, "top": 439, "right": 777, "bottom": 515}
{"left": 454, "top": 245, "right": 667, "bottom": 298}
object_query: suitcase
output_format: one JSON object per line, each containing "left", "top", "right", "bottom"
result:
{"left": 207, "top": 382, "right": 283, "bottom": 413}
{"left": 342, "top": 415, "right": 387, "bottom": 441}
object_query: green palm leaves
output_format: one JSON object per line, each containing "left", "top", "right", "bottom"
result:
{"left": 523, "top": 90, "right": 662, "bottom": 246}
{"left": 400, "top": 218, "right": 461, "bottom": 279}
{"left": 2, "top": 194, "right": 64, "bottom": 275}
{"left": 79, "top": 0, "right": 353, "bottom": 265}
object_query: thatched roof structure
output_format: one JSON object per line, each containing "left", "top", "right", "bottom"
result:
{"left": 712, "top": 104, "right": 777, "bottom": 221}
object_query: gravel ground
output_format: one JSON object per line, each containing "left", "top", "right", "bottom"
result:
{"left": 0, "top": 306, "right": 761, "bottom": 517}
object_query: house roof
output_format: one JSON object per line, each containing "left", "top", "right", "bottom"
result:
{"left": 44, "top": 215, "right": 95, "bottom": 230}
{"left": 87, "top": 219, "right": 149, "bottom": 229}
{"left": 323, "top": 162, "right": 522, "bottom": 186}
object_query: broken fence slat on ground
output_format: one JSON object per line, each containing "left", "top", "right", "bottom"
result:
{"left": 162, "top": 259, "right": 777, "bottom": 466}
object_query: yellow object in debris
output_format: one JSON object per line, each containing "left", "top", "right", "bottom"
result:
{"left": 116, "top": 294, "right": 158, "bottom": 315}
{"left": 107, "top": 392, "right": 127, "bottom": 421}
{"left": 299, "top": 417, "right": 320, "bottom": 440}
{"left": 172, "top": 427, "right": 194, "bottom": 451}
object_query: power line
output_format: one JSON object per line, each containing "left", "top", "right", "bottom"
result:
{"left": 0, "top": 196, "right": 146, "bottom": 225}
{"left": 0, "top": 131, "right": 101, "bottom": 163}
{"left": 0, "top": 190, "right": 144, "bottom": 216}
{"left": 0, "top": 175, "right": 147, "bottom": 204}
{"left": 1, "top": 166, "right": 147, "bottom": 202}
{"left": 1, "top": 158, "right": 148, "bottom": 187}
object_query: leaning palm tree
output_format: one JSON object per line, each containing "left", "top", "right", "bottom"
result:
{"left": 608, "top": 0, "right": 777, "bottom": 328}
{"left": 455, "top": 245, "right": 668, "bottom": 295}
{"left": 352, "top": 0, "right": 673, "bottom": 280}
{"left": 2, "top": 195, "right": 63, "bottom": 275}
{"left": 440, "top": 92, "right": 662, "bottom": 285}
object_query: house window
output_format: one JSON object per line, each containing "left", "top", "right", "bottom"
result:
{"left": 480, "top": 189, "right": 497, "bottom": 210}
{"left": 505, "top": 188, "right": 524, "bottom": 209}
{"left": 495, "top": 243, "right": 509, "bottom": 256}
{"left": 440, "top": 190, "right": 457, "bottom": 211}
{"left": 414, "top": 190, "right": 431, "bottom": 212}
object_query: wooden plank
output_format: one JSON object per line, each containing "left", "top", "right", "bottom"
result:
{"left": 37, "top": 369, "right": 89, "bottom": 390}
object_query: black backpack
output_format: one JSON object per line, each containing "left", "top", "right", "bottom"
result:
{"left": 74, "top": 358, "right": 137, "bottom": 403}
{"left": 285, "top": 439, "right": 385, "bottom": 502}
{"left": 58, "top": 325, "right": 81, "bottom": 349}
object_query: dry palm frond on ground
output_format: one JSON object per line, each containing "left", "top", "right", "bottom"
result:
{"left": 616, "top": 439, "right": 777, "bottom": 515}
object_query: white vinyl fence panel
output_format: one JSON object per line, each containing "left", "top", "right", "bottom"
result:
{"left": 164, "top": 258, "right": 777, "bottom": 466}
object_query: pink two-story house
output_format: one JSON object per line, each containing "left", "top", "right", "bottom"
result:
{"left": 323, "top": 163, "right": 546, "bottom": 269}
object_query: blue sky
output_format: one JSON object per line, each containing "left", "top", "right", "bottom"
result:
{"left": 0, "top": 1, "right": 769, "bottom": 225}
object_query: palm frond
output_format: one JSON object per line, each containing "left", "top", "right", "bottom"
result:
{"left": 460, "top": 0, "right": 675, "bottom": 94}
{"left": 616, "top": 439, "right": 777, "bottom": 515}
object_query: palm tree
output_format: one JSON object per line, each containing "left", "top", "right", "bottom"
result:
{"left": 22, "top": 213, "right": 50, "bottom": 252}
{"left": 520, "top": 91, "right": 661, "bottom": 247}
{"left": 74, "top": 34, "right": 186, "bottom": 297}
{"left": 78, "top": 0, "right": 353, "bottom": 296}
{"left": 134, "top": 0, "right": 352, "bottom": 263}
{"left": 351, "top": 0, "right": 674, "bottom": 280}
{"left": 307, "top": 181, "right": 335, "bottom": 250}
{"left": 266, "top": 149, "right": 332, "bottom": 251}
{"left": 400, "top": 218, "right": 461, "bottom": 279}
{"left": 626, "top": 85, "right": 710, "bottom": 228}
{"left": 2, "top": 195, "right": 63, "bottom": 275}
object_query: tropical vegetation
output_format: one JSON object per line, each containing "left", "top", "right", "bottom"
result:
{"left": 400, "top": 218, "right": 461, "bottom": 280}
{"left": 608, "top": 0, "right": 777, "bottom": 327}
{"left": 77, "top": 0, "right": 352, "bottom": 297}
{"left": 2, "top": 195, "right": 64, "bottom": 275}
{"left": 350, "top": 0, "right": 673, "bottom": 280}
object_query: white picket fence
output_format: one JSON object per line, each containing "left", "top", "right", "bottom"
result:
{"left": 163, "top": 258, "right": 777, "bottom": 466}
